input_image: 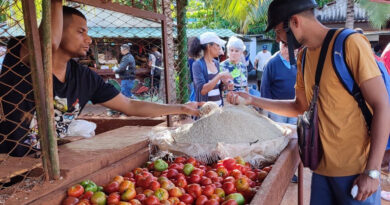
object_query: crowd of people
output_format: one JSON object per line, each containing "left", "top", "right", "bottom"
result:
{"left": 0, "top": 0, "right": 390, "bottom": 205}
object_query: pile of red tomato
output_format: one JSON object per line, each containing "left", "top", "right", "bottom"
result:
{"left": 62, "top": 156, "right": 271, "bottom": 205}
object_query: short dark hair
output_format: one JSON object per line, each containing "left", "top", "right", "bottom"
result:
{"left": 374, "top": 44, "right": 382, "bottom": 53}
{"left": 63, "top": 6, "right": 86, "bottom": 20}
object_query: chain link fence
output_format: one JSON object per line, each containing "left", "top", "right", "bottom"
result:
{"left": 0, "top": 0, "right": 179, "bottom": 203}
{"left": 0, "top": 1, "right": 47, "bottom": 203}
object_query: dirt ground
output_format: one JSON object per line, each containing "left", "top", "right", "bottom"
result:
{"left": 280, "top": 168, "right": 390, "bottom": 205}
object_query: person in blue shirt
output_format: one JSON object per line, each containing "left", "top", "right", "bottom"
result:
{"left": 260, "top": 42, "right": 297, "bottom": 124}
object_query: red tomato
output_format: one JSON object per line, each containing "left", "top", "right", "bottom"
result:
{"left": 257, "top": 170, "right": 268, "bottom": 182}
{"left": 149, "top": 181, "right": 160, "bottom": 191}
{"left": 222, "top": 182, "right": 236, "bottom": 195}
{"left": 263, "top": 166, "right": 272, "bottom": 173}
{"left": 245, "top": 171, "right": 256, "bottom": 181}
{"left": 104, "top": 181, "right": 120, "bottom": 194}
{"left": 130, "top": 199, "right": 142, "bottom": 205}
{"left": 169, "top": 187, "right": 184, "bottom": 198}
{"left": 192, "top": 168, "right": 204, "bottom": 177}
{"left": 113, "top": 175, "right": 124, "bottom": 184}
{"left": 135, "top": 187, "right": 144, "bottom": 194}
{"left": 176, "top": 178, "right": 188, "bottom": 188}
{"left": 75, "top": 199, "right": 90, "bottom": 205}
{"left": 175, "top": 173, "right": 186, "bottom": 180}
{"left": 62, "top": 196, "right": 79, "bottom": 205}
{"left": 170, "top": 163, "right": 185, "bottom": 171}
{"left": 186, "top": 157, "right": 197, "bottom": 166}
{"left": 214, "top": 182, "right": 222, "bottom": 188}
{"left": 206, "top": 171, "right": 218, "bottom": 179}
{"left": 189, "top": 174, "right": 201, "bottom": 184}
{"left": 221, "top": 199, "right": 238, "bottom": 205}
{"left": 200, "top": 177, "right": 212, "bottom": 186}
{"left": 223, "top": 158, "right": 236, "bottom": 171}
{"left": 167, "top": 169, "right": 179, "bottom": 179}
{"left": 67, "top": 184, "right": 84, "bottom": 198}
{"left": 214, "top": 188, "right": 225, "bottom": 199}
{"left": 230, "top": 169, "right": 242, "bottom": 179}
{"left": 186, "top": 184, "right": 202, "bottom": 198}
{"left": 124, "top": 171, "right": 134, "bottom": 179}
{"left": 180, "top": 194, "right": 194, "bottom": 204}
{"left": 135, "top": 194, "right": 146, "bottom": 202}
{"left": 133, "top": 168, "right": 144, "bottom": 175}
{"left": 223, "top": 176, "right": 236, "bottom": 184}
{"left": 153, "top": 171, "right": 162, "bottom": 177}
{"left": 195, "top": 195, "right": 208, "bottom": 205}
{"left": 174, "top": 157, "right": 187, "bottom": 164}
{"left": 119, "top": 180, "right": 134, "bottom": 193}
{"left": 209, "top": 194, "right": 221, "bottom": 202}
{"left": 80, "top": 191, "right": 94, "bottom": 200}
{"left": 144, "top": 195, "right": 160, "bottom": 205}
{"left": 202, "top": 185, "right": 215, "bottom": 197}
{"left": 204, "top": 199, "right": 219, "bottom": 205}
{"left": 107, "top": 192, "right": 120, "bottom": 205}
{"left": 168, "top": 196, "right": 181, "bottom": 205}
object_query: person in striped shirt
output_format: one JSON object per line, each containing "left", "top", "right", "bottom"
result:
{"left": 189, "top": 32, "right": 233, "bottom": 107}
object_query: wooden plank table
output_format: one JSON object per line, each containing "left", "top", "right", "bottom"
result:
{"left": 4, "top": 126, "right": 151, "bottom": 204}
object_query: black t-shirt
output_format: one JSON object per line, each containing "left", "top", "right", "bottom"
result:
{"left": 0, "top": 37, "right": 119, "bottom": 156}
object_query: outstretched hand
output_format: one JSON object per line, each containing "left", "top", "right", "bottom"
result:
{"left": 352, "top": 174, "right": 379, "bottom": 201}
{"left": 181, "top": 101, "right": 205, "bottom": 116}
{"left": 226, "top": 91, "right": 252, "bottom": 105}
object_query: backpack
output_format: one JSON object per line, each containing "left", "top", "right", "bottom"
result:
{"left": 153, "top": 51, "right": 162, "bottom": 67}
{"left": 301, "top": 28, "right": 390, "bottom": 148}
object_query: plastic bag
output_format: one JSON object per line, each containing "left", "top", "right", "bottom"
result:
{"left": 67, "top": 119, "right": 97, "bottom": 138}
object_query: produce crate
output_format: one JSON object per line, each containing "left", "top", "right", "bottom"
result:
{"left": 9, "top": 125, "right": 299, "bottom": 205}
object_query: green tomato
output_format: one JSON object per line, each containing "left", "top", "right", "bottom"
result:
{"left": 183, "top": 163, "right": 194, "bottom": 176}
{"left": 80, "top": 179, "right": 94, "bottom": 188}
{"left": 97, "top": 186, "right": 104, "bottom": 192}
{"left": 226, "top": 193, "right": 245, "bottom": 205}
{"left": 154, "top": 159, "right": 168, "bottom": 172}
{"left": 91, "top": 191, "right": 106, "bottom": 205}
{"left": 84, "top": 183, "right": 98, "bottom": 193}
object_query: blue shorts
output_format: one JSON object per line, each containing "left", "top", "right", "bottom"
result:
{"left": 310, "top": 173, "right": 381, "bottom": 205}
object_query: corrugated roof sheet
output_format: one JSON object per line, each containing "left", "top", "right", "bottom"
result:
{"left": 315, "top": 0, "right": 368, "bottom": 23}
{"left": 0, "top": 26, "right": 236, "bottom": 39}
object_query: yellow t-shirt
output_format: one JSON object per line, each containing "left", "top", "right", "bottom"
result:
{"left": 296, "top": 29, "right": 381, "bottom": 176}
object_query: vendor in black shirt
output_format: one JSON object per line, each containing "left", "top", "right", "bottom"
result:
{"left": 0, "top": 1, "right": 201, "bottom": 157}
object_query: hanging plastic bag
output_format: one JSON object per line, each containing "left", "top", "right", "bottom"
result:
{"left": 67, "top": 119, "right": 97, "bottom": 138}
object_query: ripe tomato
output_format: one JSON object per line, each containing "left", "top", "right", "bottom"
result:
{"left": 130, "top": 199, "right": 142, "bottom": 205}
{"left": 257, "top": 170, "right": 268, "bottom": 181}
{"left": 263, "top": 166, "right": 272, "bottom": 173}
{"left": 202, "top": 185, "right": 215, "bottom": 197}
{"left": 209, "top": 194, "right": 221, "bottom": 202}
{"left": 170, "top": 163, "right": 184, "bottom": 171}
{"left": 223, "top": 158, "right": 236, "bottom": 171}
{"left": 206, "top": 171, "right": 218, "bottom": 179}
{"left": 222, "top": 182, "right": 236, "bottom": 195}
{"left": 176, "top": 178, "right": 188, "bottom": 188}
{"left": 67, "top": 184, "right": 84, "bottom": 198}
{"left": 216, "top": 167, "right": 229, "bottom": 177}
{"left": 179, "top": 194, "right": 194, "bottom": 204}
{"left": 62, "top": 196, "right": 79, "bottom": 205}
{"left": 186, "top": 184, "right": 202, "bottom": 198}
{"left": 113, "top": 175, "right": 124, "bottom": 184}
{"left": 223, "top": 177, "right": 236, "bottom": 184}
{"left": 143, "top": 189, "right": 154, "bottom": 197}
{"left": 167, "top": 169, "right": 179, "bottom": 179}
{"left": 230, "top": 170, "right": 242, "bottom": 179}
{"left": 107, "top": 192, "right": 120, "bottom": 205}
{"left": 80, "top": 191, "right": 94, "bottom": 200}
{"left": 245, "top": 171, "right": 256, "bottom": 181}
{"left": 133, "top": 168, "right": 144, "bottom": 175}
{"left": 121, "top": 188, "right": 136, "bottom": 201}
{"left": 235, "top": 177, "right": 250, "bottom": 192}
{"left": 214, "top": 188, "right": 225, "bottom": 199}
{"left": 149, "top": 181, "right": 160, "bottom": 191}
{"left": 221, "top": 199, "right": 238, "bottom": 205}
{"left": 119, "top": 180, "right": 134, "bottom": 193}
{"left": 192, "top": 168, "right": 204, "bottom": 177}
{"left": 169, "top": 187, "right": 184, "bottom": 198}
{"left": 186, "top": 157, "right": 197, "bottom": 166}
{"left": 124, "top": 171, "right": 134, "bottom": 179}
{"left": 189, "top": 174, "right": 201, "bottom": 184}
{"left": 204, "top": 199, "right": 219, "bottom": 205}
{"left": 75, "top": 199, "right": 90, "bottom": 205}
{"left": 161, "top": 180, "right": 175, "bottom": 190}
{"left": 144, "top": 195, "right": 160, "bottom": 205}
{"left": 195, "top": 195, "right": 208, "bottom": 205}
{"left": 174, "top": 157, "right": 187, "bottom": 164}
{"left": 104, "top": 181, "right": 120, "bottom": 194}
{"left": 200, "top": 177, "right": 212, "bottom": 186}
{"left": 168, "top": 196, "right": 181, "bottom": 205}
{"left": 135, "top": 193, "right": 146, "bottom": 202}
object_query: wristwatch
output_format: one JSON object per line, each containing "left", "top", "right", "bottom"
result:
{"left": 363, "top": 169, "right": 381, "bottom": 180}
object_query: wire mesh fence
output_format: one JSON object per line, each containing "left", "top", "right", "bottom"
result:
{"left": 0, "top": 1, "right": 47, "bottom": 203}
{"left": 0, "top": 0, "right": 180, "bottom": 203}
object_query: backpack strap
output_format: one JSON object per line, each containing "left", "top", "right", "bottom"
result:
{"left": 332, "top": 28, "right": 373, "bottom": 131}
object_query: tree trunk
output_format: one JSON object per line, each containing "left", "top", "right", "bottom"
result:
{"left": 345, "top": 0, "right": 355, "bottom": 29}
{"left": 177, "top": 0, "right": 189, "bottom": 103}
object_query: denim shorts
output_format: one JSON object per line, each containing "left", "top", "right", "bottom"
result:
{"left": 310, "top": 173, "right": 381, "bottom": 205}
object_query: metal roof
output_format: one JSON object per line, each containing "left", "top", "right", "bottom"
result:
{"left": 0, "top": 26, "right": 236, "bottom": 39}
{"left": 315, "top": 0, "right": 368, "bottom": 23}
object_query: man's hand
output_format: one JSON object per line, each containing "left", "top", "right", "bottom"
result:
{"left": 219, "top": 71, "right": 233, "bottom": 82}
{"left": 353, "top": 174, "right": 379, "bottom": 201}
{"left": 181, "top": 102, "right": 204, "bottom": 116}
{"left": 227, "top": 91, "right": 252, "bottom": 105}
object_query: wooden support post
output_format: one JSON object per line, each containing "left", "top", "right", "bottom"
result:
{"left": 21, "top": 0, "right": 60, "bottom": 180}
{"left": 161, "top": 0, "right": 172, "bottom": 127}
{"left": 298, "top": 162, "right": 304, "bottom": 205}
{"left": 176, "top": 0, "right": 189, "bottom": 104}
